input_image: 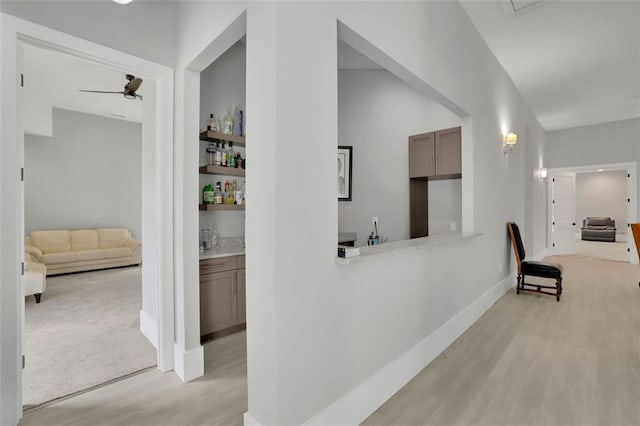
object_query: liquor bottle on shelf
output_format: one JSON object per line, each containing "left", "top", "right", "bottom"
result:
{"left": 228, "top": 142, "right": 236, "bottom": 168}
{"left": 214, "top": 182, "right": 223, "bottom": 205}
{"left": 203, "top": 184, "right": 214, "bottom": 204}
{"left": 220, "top": 143, "right": 227, "bottom": 167}
{"left": 214, "top": 143, "right": 222, "bottom": 166}
{"left": 209, "top": 114, "right": 220, "bottom": 132}
{"left": 206, "top": 143, "right": 216, "bottom": 166}
{"left": 235, "top": 152, "right": 242, "bottom": 169}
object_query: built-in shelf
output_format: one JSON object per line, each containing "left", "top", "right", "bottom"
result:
{"left": 200, "top": 130, "right": 245, "bottom": 146}
{"left": 199, "top": 165, "right": 245, "bottom": 177}
{"left": 199, "top": 204, "right": 245, "bottom": 211}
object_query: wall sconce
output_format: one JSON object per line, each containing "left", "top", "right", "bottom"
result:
{"left": 503, "top": 132, "right": 518, "bottom": 155}
{"left": 540, "top": 168, "right": 548, "bottom": 178}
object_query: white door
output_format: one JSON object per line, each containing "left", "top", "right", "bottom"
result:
{"left": 552, "top": 173, "right": 576, "bottom": 255}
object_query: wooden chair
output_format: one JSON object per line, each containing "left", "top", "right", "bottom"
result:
{"left": 631, "top": 223, "right": 640, "bottom": 288}
{"left": 507, "top": 222, "right": 564, "bottom": 301}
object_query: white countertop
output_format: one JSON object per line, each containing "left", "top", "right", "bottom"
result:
{"left": 200, "top": 238, "right": 245, "bottom": 260}
{"left": 335, "top": 232, "right": 482, "bottom": 265}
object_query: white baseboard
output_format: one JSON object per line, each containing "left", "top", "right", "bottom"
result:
{"left": 139, "top": 310, "right": 158, "bottom": 348}
{"left": 532, "top": 248, "right": 547, "bottom": 261}
{"left": 244, "top": 412, "right": 262, "bottom": 426}
{"left": 174, "top": 343, "right": 204, "bottom": 383}
{"left": 304, "top": 273, "right": 516, "bottom": 425}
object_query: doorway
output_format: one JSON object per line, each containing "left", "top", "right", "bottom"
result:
{"left": 548, "top": 163, "right": 638, "bottom": 264}
{"left": 21, "top": 43, "right": 156, "bottom": 408}
{"left": 0, "top": 15, "right": 174, "bottom": 423}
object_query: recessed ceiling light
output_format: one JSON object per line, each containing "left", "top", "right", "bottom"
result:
{"left": 597, "top": 169, "right": 604, "bottom": 172}
{"left": 112, "top": 0, "right": 133, "bottom": 4}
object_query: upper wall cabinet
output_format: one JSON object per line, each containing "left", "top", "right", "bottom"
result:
{"left": 408, "top": 127, "right": 461, "bottom": 179}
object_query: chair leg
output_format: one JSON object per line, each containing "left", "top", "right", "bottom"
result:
{"left": 516, "top": 275, "right": 521, "bottom": 294}
{"left": 34, "top": 293, "right": 42, "bottom": 304}
{"left": 556, "top": 279, "right": 562, "bottom": 302}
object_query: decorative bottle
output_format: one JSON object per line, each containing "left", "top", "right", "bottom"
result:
{"left": 203, "top": 184, "right": 214, "bottom": 204}
{"left": 206, "top": 143, "right": 216, "bottom": 166}
{"left": 223, "top": 107, "right": 234, "bottom": 135}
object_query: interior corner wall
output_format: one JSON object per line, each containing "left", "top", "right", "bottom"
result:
{"left": 337, "top": 69, "right": 461, "bottom": 245}
{"left": 546, "top": 117, "right": 640, "bottom": 220}
{"left": 25, "top": 108, "right": 142, "bottom": 238}
{"left": 524, "top": 123, "right": 547, "bottom": 257}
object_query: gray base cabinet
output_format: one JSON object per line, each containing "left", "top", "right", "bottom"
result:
{"left": 199, "top": 255, "right": 246, "bottom": 337}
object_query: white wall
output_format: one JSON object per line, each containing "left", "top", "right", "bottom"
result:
{"left": 546, "top": 117, "right": 640, "bottom": 221}
{"left": 199, "top": 40, "right": 246, "bottom": 239}
{"left": 576, "top": 171, "right": 628, "bottom": 233}
{"left": 25, "top": 108, "right": 142, "bottom": 238}
{"left": 337, "top": 69, "right": 461, "bottom": 245}
{"left": 0, "top": 1, "right": 177, "bottom": 67}
{"left": 175, "top": 2, "right": 546, "bottom": 424}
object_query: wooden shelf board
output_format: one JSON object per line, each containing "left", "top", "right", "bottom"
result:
{"left": 200, "top": 130, "right": 245, "bottom": 146}
{"left": 199, "top": 204, "right": 245, "bottom": 211}
{"left": 199, "top": 165, "right": 245, "bottom": 177}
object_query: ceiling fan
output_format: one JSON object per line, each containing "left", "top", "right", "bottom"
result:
{"left": 79, "top": 74, "right": 143, "bottom": 100}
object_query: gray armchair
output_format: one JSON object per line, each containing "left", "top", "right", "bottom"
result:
{"left": 581, "top": 217, "right": 616, "bottom": 242}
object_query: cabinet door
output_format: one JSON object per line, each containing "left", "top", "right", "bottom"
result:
{"left": 237, "top": 268, "right": 246, "bottom": 324}
{"left": 200, "top": 270, "right": 237, "bottom": 335}
{"left": 409, "top": 132, "right": 435, "bottom": 178}
{"left": 435, "top": 127, "right": 461, "bottom": 176}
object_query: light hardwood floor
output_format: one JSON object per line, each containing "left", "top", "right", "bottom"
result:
{"left": 21, "top": 256, "right": 640, "bottom": 425}
{"left": 365, "top": 255, "right": 640, "bottom": 425}
{"left": 20, "top": 332, "right": 247, "bottom": 426}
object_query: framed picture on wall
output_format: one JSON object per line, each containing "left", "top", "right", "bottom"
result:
{"left": 338, "top": 146, "right": 352, "bottom": 201}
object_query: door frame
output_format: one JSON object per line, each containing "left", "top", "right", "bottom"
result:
{"left": 1, "top": 13, "right": 175, "bottom": 424}
{"left": 547, "top": 162, "right": 638, "bottom": 264}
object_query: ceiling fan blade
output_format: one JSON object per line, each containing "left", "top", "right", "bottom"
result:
{"left": 79, "top": 90, "right": 126, "bottom": 95}
{"left": 126, "top": 77, "right": 143, "bottom": 94}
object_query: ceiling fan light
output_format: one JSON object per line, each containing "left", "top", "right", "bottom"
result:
{"left": 112, "top": 0, "right": 133, "bottom": 4}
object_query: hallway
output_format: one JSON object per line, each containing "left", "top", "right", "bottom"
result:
{"left": 365, "top": 256, "right": 640, "bottom": 425}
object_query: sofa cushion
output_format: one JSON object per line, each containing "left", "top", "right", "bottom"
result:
{"left": 76, "top": 249, "right": 106, "bottom": 262}
{"left": 31, "top": 231, "right": 71, "bottom": 254}
{"left": 42, "top": 252, "right": 76, "bottom": 265}
{"left": 98, "top": 228, "right": 129, "bottom": 249}
{"left": 585, "top": 217, "right": 613, "bottom": 227}
{"left": 71, "top": 230, "right": 100, "bottom": 251}
{"left": 104, "top": 247, "right": 132, "bottom": 259}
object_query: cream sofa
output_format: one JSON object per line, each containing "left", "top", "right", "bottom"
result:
{"left": 25, "top": 228, "right": 141, "bottom": 276}
{"left": 24, "top": 252, "right": 47, "bottom": 303}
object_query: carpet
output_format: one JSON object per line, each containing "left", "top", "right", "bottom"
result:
{"left": 24, "top": 266, "right": 156, "bottom": 408}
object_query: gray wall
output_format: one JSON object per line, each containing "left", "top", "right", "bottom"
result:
{"left": 546, "top": 117, "right": 640, "bottom": 224}
{"left": 25, "top": 108, "right": 142, "bottom": 238}
{"left": 337, "top": 69, "right": 461, "bottom": 245}
{"left": 576, "top": 171, "right": 628, "bottom": 234}
{"left": 199, "top": 40, "right": 246, "bottom": 239}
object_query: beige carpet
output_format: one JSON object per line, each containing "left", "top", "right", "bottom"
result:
{"left": 24, "top": 266, "right": 156, "bottom": 408}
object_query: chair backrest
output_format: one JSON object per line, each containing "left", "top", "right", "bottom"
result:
{"left": 507, "top": 222, "right": 526, "bottom": 273}
{"left": 631, "top": 223, "right": 640, "bottom": 259}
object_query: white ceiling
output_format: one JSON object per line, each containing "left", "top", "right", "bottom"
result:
{"left": 23, "top": 43, "right": 144, "bottom": 123}
{"left": 461, "top": 0, "right": 640, "bottom": 130}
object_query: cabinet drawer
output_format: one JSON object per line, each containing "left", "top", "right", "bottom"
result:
{"left": 237, "top": 255, "right": 245, "bottom": 269}
{"left": 200, "top": 256, "right": 237, "bottom": 274}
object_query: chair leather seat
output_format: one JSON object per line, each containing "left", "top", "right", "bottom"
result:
{"left": 522, "top": 260, "right": 563, "bottom": 279}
